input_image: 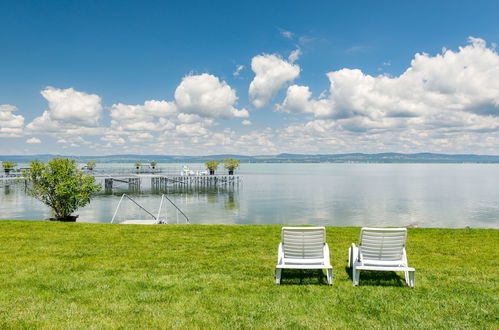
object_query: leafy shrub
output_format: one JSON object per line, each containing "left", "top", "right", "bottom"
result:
{"left": 205, "top": 160, "right": 220, "bottom": 171}
{"left": 223, "top": 158, "right": 240, "bottom": 172}
{"left": 23, "top": 158, "right": 101, "bottom": 219}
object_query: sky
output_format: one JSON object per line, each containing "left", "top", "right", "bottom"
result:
{"left": 1, "top": 0, "right": 499, "bottom": 156}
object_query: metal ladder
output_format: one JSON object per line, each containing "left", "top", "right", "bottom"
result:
{"left": 111, "top": 194, "right": 189, "bottom": 224}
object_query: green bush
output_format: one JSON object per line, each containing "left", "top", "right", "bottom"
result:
{"left": 86, "top": 160, "right": 96, "bottom": 170}
{"left": 205, "top": 160, "right": 220, "bottom": 171}
{"left": 23, "top": 158, "right": 101, "bottom": 219}
{"left": 223, "top": 158, "right": 240, "bottom": 172}
{"left": 2, "top": 161, "right": 17, "bottom": 171}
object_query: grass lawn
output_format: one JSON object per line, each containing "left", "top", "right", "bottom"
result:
{"left": 0, "top": 221, "right": 497, "bottom": 328}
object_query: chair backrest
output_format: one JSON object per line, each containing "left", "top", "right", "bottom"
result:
{"left": 282, "top": 227, "right": 326, "bottom": 259}
{"left": 359, "top": 227, "right": 407, "bottom": 261}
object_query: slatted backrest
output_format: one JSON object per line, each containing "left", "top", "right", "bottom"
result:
{"left": 282, "top": 227, "right": 325, "bottom": 259}
{"left": 359, "top": 228, "right": 407, "bottom": 261}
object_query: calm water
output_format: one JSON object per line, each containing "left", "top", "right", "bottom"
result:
{"left": 1, "top": 163, "right": 498, "bottom": 228}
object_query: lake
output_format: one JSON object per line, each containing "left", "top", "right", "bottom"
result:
{"left": 1, "top": 163, "right": 498, "bottom": 228}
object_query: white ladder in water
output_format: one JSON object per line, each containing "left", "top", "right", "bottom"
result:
{"left": 111, "top": 194, "right": 190, "bottom": 224}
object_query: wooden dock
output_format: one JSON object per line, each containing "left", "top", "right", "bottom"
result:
{"left": 151, "top": 175, "right": 239, "bottom": 189}
{"left": 103, "top": 175, "right": 240, "bottom": 192}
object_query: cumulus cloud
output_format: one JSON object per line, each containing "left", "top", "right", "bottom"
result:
{"left": 7, "top": 38, "right": 499, "bottom": 155}
{"left": 101, "top": 135, "right": 126, "bottom": 145}
{"left": 26, "top": 137, "right": 41, "bottom": 144}
{"left": 56, "top": 135, "right": 91, "bottom": 148}
{"left": 0, "top": 104, "right": 24, "bottom": 137}
{"left": 40, "top": 87, "right": 102, "bottom": 126}
{"left": 249, "top": 54, "right": 300, "bottom": 108}
{"left": 278, "top": 37, "right": 499, "bottom": 129}
{"left": 175, "top": 73, "right": 248, "bottom": 119}
{"left": 109, "top": 100, "right": 177, "bottom": 132}
{"left": 26, "top": 87, "right": 105, "bottom": 139}
{"left": 128, "top": 132, "right": 153, "bottom": 143}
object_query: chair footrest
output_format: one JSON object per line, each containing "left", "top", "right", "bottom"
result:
{"left": 276, "top": 264, "right": 332, "bottom": 270}
{"left": 355, "top": 265, "right": 415, "bottom": 272}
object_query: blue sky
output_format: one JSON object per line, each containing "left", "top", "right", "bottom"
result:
{"left": 1, "top": 0, "right": 499, "bottom": 155}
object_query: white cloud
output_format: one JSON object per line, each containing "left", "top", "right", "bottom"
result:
{"left": 26, "top": 137, "right": 41, "bottom": 144}
{"left": 233, "top": 65, "right": 245, "bottom": 76}
{"left": 40, "top": 87, "right": 102, "bottom": 126}
{"left": 0, "top": 104, "right": 24, "bottom": 137}
{"left": 26, "top": 87, "right": 105, "bottom": 140}
{"left": 249, "top": 54, "right": 300, "bottom": 108}
{"left": 288, "top": 48, "right": 301, "bottom": 63}
{"left": 56, "top": 136, "right": 91, "bottom": 148}
{"left": 101, "top": 135, "right": 126, "bottom": 145}
{"left": 177, "top": 113, "right": 202, "bottom": 124}
{"left": 174, "top": 73, "right": 248, "bottom": 119}
{"left": 109, "top": 100, "right": 177, "bottom": 133}
{"left": 128, "top": 132, "right": 153, "bottom": 143}
{"left": 6, "top": 38, "right": 499, "bottom": 155}
{"left": 26, "top": 111, "right": 66, "bottom": 133}
{"left": 278, "top": 37, "right": 499, "bottom": 129}
{"left": 0, "top": 105, "right": 17, "bottom": 112}
{"left": 281, "top": 30, "right": 293, "bottom": 39}
{"left": 270, "top": 37, "right": 499, "bottom": 154}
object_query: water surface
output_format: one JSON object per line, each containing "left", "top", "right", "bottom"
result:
{"left": 1, "top": 163, "right": 498, "bottom": 228}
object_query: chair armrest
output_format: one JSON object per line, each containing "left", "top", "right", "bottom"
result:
{"left": 402, "top": 247, "right": 409, "bottom": 266}
{"left": 277, "top": 242, "right": 284, "bottom": 264}
{"left": 323, "top": 243, "right": 332, "bottom": 266}
{"left": 350, "top": 243, "right": 359, "bottom": 266}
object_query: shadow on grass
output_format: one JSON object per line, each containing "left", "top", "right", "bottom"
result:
{"left": 277, "top": 269, "right": 330, "bottom": 286}
{"left": 344, "top": 267, "right": 405, "bottom": 287}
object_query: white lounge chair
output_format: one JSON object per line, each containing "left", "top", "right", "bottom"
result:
{"left": 348, "top": 227, "right": 415, "bottom": 287}
{"left": 275, "top": 227, "right": 333, "bottom": 285}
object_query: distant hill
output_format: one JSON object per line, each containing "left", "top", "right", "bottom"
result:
{"left": 1, "top": 153, "right": 499, "bottom": 163}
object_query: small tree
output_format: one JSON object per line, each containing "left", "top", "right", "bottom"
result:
{"left": 86, "top": 160, "right": 96, "bottom": 170}
{"left": 2, "top": 161, "right": 17, "bottom": 174}
{"left": 205, "top": 160, "right": 219, "bottom": 175}
{"left": 24, "top": 158, "right": 101, "bottom": 221}
{"left": 150, "top": 161, "right": 157, "bottom": 169}
{"left": 223, "top": 158, "right": 240, "bottom": 175}
{"left": 134, "top": 162, "right": 142, "bottom": 169}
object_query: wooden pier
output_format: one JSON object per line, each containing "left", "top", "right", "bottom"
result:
{"left": 151, "top": 175, "right": 239, "bottom": 190}
{"left": 103, "top": 175, "right": 240, "bottom": 192}
{"left": 104, "top": 177, "right": 141, "bottom": 192}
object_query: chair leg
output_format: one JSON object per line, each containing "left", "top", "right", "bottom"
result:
{"left": 353, "top": 268, "right": 360, "bottom": 286}
{"left": 327, "top": 269, "right": 333, "bottom": 286}
{"left": 408, "top": 271, "right": 415, "bottom": 288}
{"left": 348, "top": 247, "right": 351, "bottom": 268}
{"left": 275, "top": 269, "right": 282, "bottom": 285}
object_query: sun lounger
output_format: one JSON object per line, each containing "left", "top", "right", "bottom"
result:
{"left": 348, "top": 227, "right": 415, "bottom": 287}
{"left": 276, "top": 226, "right": 333, "bottom": 285}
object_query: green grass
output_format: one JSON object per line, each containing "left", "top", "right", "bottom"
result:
{"left": 0, "top": 221, "right": 497, "bottom": 329}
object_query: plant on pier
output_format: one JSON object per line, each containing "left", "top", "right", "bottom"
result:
{"left": 86, "top": 160, "right": 96, "bottom": 171}
{"left": 134, "top": 162, "right": 141, "bottom": 170}
{"left": 204, "top": 160, "right": 219, "bottom": 175}
{"left": 2, "top": 161, "right": 17, "bottom": 174}
{"left": 150, "top": 161, "right": 157, "bottom": 169}
{"left": 23, "top": 158, "right": 101, "bottom": 221}
{"left": 223, "top": 158, "right": 240, "bottom": 175}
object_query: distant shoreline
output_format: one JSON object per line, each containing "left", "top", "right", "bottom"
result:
{"left": 2, "top": 152, "right": 499, "bottom": 164}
